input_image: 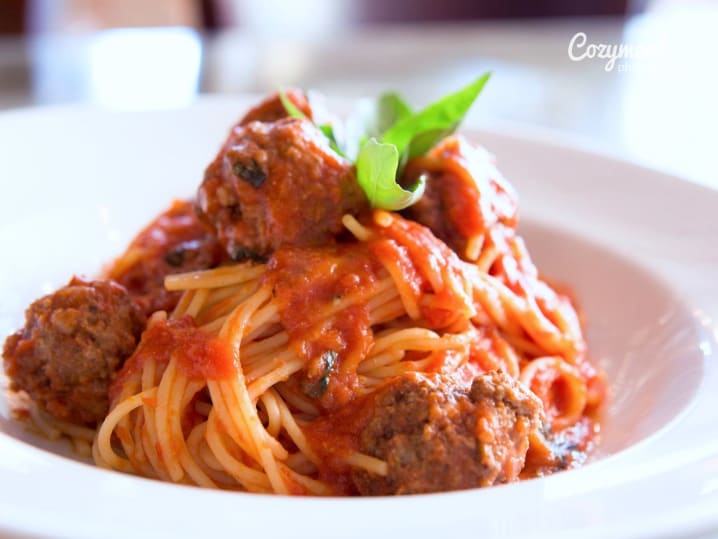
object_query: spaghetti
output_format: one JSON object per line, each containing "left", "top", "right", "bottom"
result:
{"left": 92, "top": 208, "right": 603, "bottom": 493}
{"left": 2, "top": 88, "right": 606, "bottom": 495}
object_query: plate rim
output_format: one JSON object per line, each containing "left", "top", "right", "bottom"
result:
{"left": 0, "top": 98, "right": 717, "bottom": 539}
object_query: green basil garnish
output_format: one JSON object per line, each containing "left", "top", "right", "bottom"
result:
{"left": 278, "top": 74, "right": 491, "bottom": 210}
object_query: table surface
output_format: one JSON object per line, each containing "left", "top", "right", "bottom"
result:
{"left": 0, "top": 4, "right": 716, "bottom": 190}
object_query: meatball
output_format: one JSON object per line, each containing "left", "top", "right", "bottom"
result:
{"left": 197, "top": 117, "right": 366, "bottom": 261}
{"left": 239, "top": 89, "right": 313, "bottom": 125}
{"left": 2, "top": 277, "right": 145, "bottom": 425}
{"left": 402, "top": 137, "right": 518, "bottom": 259}
{"left": 351, "top": 371, "right": 542, "bottom": 495}
{"left": 107, "top": 199, "right": 227, "bottom": 316}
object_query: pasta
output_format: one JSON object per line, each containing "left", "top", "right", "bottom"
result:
{"left": 90, "top": 206, "right": 604, "bottom": 493}
{"left": 2, "top": 87, "right": 606, "bottom": 495}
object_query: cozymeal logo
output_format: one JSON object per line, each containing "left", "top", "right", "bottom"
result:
{"left": 568, "top": 32, "right": 656, "bottom": 72}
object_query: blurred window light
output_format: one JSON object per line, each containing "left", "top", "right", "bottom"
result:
{"left": 87, "top": 26, "right": 201, "bottom": 109}
{"left": 29, "top": 0, "right": 200, "bottom": 33}
{"left": 619, "top": 10, "right": 718, "bottom": 187}
{"left": 232, "top": 0, "right": 353, "bottom": 40}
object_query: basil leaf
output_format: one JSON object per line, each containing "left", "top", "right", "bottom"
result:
{"left": 318, "top": 123, "right": 346, "bottom": 158}
{"left": 278, "top": 88, "right": 307, "bottom": 119}
{"left": 279, "top": 88, "right": 347, "bottom": 157}
{"left": 339, "top": 98, "right": 374, "bottom": 161}
{"left": 356, "top": 138, "right": 426, "bottom": 210}
{"left": 406, "top": 127, "right": 455, "bottom": 163}
{"left": 376, "top": 92, "right": 413, "bottom": 135}
{"left": 341, "top": 93, "right": 413, "bottom": 161}
{"left": 277, "top": 76, "right": 490, "bottom": 211}
{"left": 381, "top": 72, "right": 491, "bottom": 158}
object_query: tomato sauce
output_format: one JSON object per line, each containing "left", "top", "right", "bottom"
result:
{"left": 302, "top": 389, "right": 383, "bottom": 495}
{"left": 369, "top": 213, "right": 475, "bottom": 327}
{"left": 522, "top": 417, "right": 600, "bottom": 478}
{"left": 106, "top": 200, "right": 227, "bottom": 316}
{"left": 402, "top": 137, "right": 519, "bottom": 257}
{"left": 109, "top": 317, "right": 235, "bottom": 403}
{"left": 265, "top": 244, "right": 383, "bottom": 411}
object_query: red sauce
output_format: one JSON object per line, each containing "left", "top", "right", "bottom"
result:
{"left": 106, "top": 200, "right": 227, "bottom": 316}
{"left": 522, "top": 416, "right": 600, "bottom": 477}
{"left": 368, "top": 237, "right": 423, "bottom": 306}
{"left": 369, "top": 213, "right": 475, "bottom": 327}
{"left": 302, "top": 389, "right": 382, "bottom": 495}
{"left": 402, "top": 137, "right": 519, "bottom": 256}
{"left": 265, "top": 244, "right": 382, "bottom": 411}
{"left": 109, "top": 316, "right": 234, "bottom": 403}
{"left": 239, "top": 88, "right": 313, "bottom": 124}
{"left": 260, "top": 216, "right": 492, "bottom": 419}
{"left": 430, "top": 137, "right": 519, "bottom": 238}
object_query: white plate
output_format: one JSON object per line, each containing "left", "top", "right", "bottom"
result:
{"left": 0, "top": 98, "right": 717, "bottom": 539}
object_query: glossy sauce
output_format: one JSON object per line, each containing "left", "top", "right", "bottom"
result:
{"left": 265, "top": 244, "right": 383, "bottom": 411}
{"left": 302, "top": 389, "right": 383, "bottom": 495}
{"left": 369, "top": 213, "right": 476, "bottom": 328}
{"left": 402, "top": 136, "right": 518, "bottom": 256}
{"left": 106, "top": 200, "right": 226, "bottom": 316}
{"left": 522, "top": 417, "right": 600, "bottom": 477}
{"left": 109, "top": 316, "right": 234, "bottom": 403}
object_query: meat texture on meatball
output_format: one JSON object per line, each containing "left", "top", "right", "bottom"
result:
{"left": 2, "top": 277, "right": 145, "bottom": 425}
{"left": 352, "top": 370, "right": 542, "bottom": 495}
{"left": 106, "top": 199, "right": 227, "bottom": 316}
{"left": 239, "top": 88, "right": 313, "bottom": 125}
{"left": 402, "top": 136, "right": 518, "bottom": 259}
{"left": 197, "top": 114, "right": 366, "bottom": 261}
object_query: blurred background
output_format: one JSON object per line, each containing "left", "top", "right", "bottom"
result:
{"left": 0, "top": 0, "right": 716, "bottom": 187}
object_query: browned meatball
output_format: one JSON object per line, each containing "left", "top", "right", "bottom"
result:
{"left": 351, "top": 371, "right": 542, "bottom": 495}
{"left": 2, "top": 277, "right": 145, "bottom": 425}
{"left": 402, "top": 137, "right": 518, "bottom": 259}
{"left": 239, "top": 89, "right": 313, "bottom": 125}
{"left": 196, "top": 117, "right": 366, "bottom": 261}
{"left": 106, "top": 199, "right": 227, "bottom": 316}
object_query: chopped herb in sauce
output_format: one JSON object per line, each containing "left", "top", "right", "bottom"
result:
{"left": 230, "top": 245, "right": 266, "bottom": 263}
{"left": 164, "top": 239, "right": 203, "bottom": 267}
{"left": 302, "top": 350, "right": 337, "bottom": 398}
{"left": 232, "top": 159, "right": 266, "bottom": 188}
